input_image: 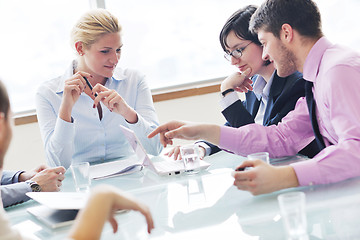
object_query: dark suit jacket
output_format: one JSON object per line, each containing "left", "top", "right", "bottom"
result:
{"left": 204, "top": 71, "right": 319, "bottom": 158}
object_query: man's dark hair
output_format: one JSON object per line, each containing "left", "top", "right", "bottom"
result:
{"left": 219, "top": 5, "right": 261, "bottom": 52}
{"left": 0, "top": 80, "right": 10, "bottom": 119}
{"left": 249, "top": 0, "right": 323, "bottom": 39}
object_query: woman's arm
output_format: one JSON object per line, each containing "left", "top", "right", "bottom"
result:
{"left": 36, "top": 89, "right": 75, "bottom": 168}
{"left": 36, "top": 72, "right": 92, "bottom": 168}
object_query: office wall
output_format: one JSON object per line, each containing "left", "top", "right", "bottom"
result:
{"left": 4, "top": 92, "right": 237, "bottom": 170}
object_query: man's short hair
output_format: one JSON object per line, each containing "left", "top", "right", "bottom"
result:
{"left": 0, "top": 80, "right": 10, "bottom": 119}
{"left": 249, "top": 0, "right": 323, "bottom": 39}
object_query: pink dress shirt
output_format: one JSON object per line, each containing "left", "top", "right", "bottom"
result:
{"left": 219, "top": 37, "right": 360, "bottom": 186}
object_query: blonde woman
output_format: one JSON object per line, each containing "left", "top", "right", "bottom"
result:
{"left": 36, "top": 9, "right": 162, "bottom": 168}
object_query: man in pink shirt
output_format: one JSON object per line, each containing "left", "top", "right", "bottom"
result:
{"left": 149, "top": 0, "right": 360, "bottom": 195}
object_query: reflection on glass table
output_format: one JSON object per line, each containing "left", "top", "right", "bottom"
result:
{"left": 6, "top": 151, "right": 360, "bottom": 239}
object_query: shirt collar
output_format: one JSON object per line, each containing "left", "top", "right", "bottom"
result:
{"left": 303, "top": 37, "right": 333, "bottom": 82}
{"left": 252, "top": 72, "right": 275, "bottom": 101}
{"left": 56, "top": 60, "right": 126, "bottom": 93}
{"left": 111, "top": 67, "right": 127, "bottom": 81}
{"left": 56, "top": 61, "right": 76, "bottom": 93}
{"left": 262, "top": 71, "right": 275, "bottom": 101}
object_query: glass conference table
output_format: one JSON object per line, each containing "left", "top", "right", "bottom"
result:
{"left": 6, "top": 151, "right": 360, "bottom": 240}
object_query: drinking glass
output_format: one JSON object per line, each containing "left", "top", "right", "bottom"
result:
{"left": 180, "top": 144, "right": 201, "bottom": 174}
{"left": 70, "top": 162, "right": 91, "bottom": 192}
{"left": 278, "top": 191, "right": 308, "bottom": 239}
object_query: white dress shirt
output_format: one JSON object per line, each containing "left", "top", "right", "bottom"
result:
{"left": 252, "top": 73, "right": 274, "bottom": 124}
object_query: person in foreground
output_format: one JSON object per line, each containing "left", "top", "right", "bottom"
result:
{"left": 149, "top": 0, "right": 360, "bottom": 195}
{"left": 1, "top": 165, "right": 65, "bottom": 208}
{"left": 0, "top": 80, "right": 154, "bottom": 239}
{"left": 166, "top": 5, "right": 318, "bottom": 160}
{"left": 68, "top": 185, "right": 154, "bottom": 240}
{"left": 36, "top": 9, "right": 162, "bottom": 168}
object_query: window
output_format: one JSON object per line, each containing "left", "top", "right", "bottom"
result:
{"left": 1, "top": 0, "right": 359, "bottom": 113}
{"left": 0, "top": 0, "right": 90, "bottom": 113}
{"left": 105, "top": 0, "right": 247, "bottom": 89}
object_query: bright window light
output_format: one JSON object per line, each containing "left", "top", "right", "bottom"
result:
{"left": 0, "top": 0, "right": 359, "bottom": 113}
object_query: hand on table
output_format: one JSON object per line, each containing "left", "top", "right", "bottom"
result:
{"left": 30, "top": 166, "right": 66, "bottom": 191}
{"left": 232, "top": 159, "right": 299, "bottom": 195}
{"left": 165, "top": 145, "right": 206, "bottom": 160}
{"left": 18, "top": 164, "right": 48, "bottom": 182}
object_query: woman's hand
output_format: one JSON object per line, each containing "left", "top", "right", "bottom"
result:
{"left": 59, "top": 71, "right": 92, "bottom": 122}
{"left": 165, "top": 145, "right": 182, "bottom": 160}
{"left": 221, "top": 69, "right": 253, "bottom": 94}
{"left": 92, "top": 84, "right": 138, "bottom": 123}
{"left": 166, "top": 145, "right": 206, "bottom": 160}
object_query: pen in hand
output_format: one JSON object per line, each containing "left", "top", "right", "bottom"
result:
{"left": 236, "top": 167, "right": 246, "bottom": 171}
{"left": 84, "top": 77, "right": 98, "bottom": 97}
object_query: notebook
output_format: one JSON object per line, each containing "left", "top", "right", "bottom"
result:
{"left": 119, "top": 125, "right": 211, "bottom": 176}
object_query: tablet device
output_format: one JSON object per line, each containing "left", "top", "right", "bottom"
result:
{"left": 27, "top": 205, "right": 78, "bottom": 229}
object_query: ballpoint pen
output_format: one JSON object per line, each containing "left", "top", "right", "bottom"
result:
{"left": 83, "top": 76, "right": 98, "bottom": 97}
{"left": 235, "top": 167, "right": 246, "bottom": 171}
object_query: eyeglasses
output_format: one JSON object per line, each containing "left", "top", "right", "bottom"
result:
{"left": 224, "top": 42, "right": 253, "bottom": 61}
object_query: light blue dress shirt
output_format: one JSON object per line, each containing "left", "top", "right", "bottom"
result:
{"left": 36, "top": 61, "right": 163, "bottom": 168}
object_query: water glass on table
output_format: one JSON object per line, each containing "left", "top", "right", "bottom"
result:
{"left": 236, "top": 152, "right": 270, "bottom": 171}
{"left": 180, "top": 144, "right": 201, "bottom": 174}
{"left": 247, "top": 152, "right": 270, "bottom": 163}
{"left": 278, "top": 191, "right": 308, "bottom": 240}
{"left": 70, "top": 162, "right": 91, "bottom": 192}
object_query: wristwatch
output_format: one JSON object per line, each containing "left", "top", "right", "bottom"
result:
{"left": 221, "top": 88, "right": 235, "bottom": 97}
{"left": 25, "top": 180, "right": 42, "bottom": 192}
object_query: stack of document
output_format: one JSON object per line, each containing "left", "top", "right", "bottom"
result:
{"left": 89, "top": 157, "right": 144, "bottom": 180}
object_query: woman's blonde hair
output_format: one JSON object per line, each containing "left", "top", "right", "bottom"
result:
{"left": 71, "top": 9, "right": 121, "bottom": 49}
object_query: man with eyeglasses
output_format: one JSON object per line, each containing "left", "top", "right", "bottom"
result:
{"left": 166, "top": 5, "right": 319, "bottom": 160}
